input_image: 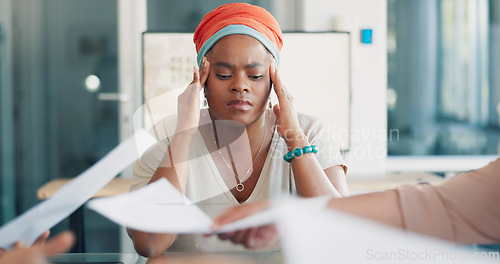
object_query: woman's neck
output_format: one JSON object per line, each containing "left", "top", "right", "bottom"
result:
{"left": 245, "top": 113, "right": 267, "bottom": 146}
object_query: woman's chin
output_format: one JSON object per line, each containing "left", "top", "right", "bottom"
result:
{"left": 210, "top": 108, "right": 268, "bottom": 127}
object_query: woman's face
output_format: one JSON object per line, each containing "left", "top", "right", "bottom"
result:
{"left": 205, "top": 34, "right": 273, "bottom": 126}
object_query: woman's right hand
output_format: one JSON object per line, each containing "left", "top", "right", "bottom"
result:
{"left": 175, "top": 57, "right": 210, "bottom": 137}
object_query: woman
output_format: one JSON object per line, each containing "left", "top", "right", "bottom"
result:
{"left": 127, "top": 3, "right": 348, "bottom": 257}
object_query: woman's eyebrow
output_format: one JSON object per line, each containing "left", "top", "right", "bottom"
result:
{"left": 244, "top": 62, "right": 264, "bottom": 69}
{"left": 213, "top": 62, "right": 234, "bottom": 68}
{"left": 213, "top": 62, "right": 263, "bottom": 69}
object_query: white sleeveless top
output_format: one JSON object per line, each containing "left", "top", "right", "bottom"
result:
{"left": 130, "top": 110, "right": 346, "bottom": 252}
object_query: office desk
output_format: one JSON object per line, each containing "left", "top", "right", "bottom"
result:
{"left": 347, "top": 172, "right": 444, "bottom": 194}
{"left": 50, "top": 253, "right": 139, "bottom": 264}
{"left": 50, "top": 252, "right": 284, "bottom": 264}
{"left": 37, "top": 178, "right": 131, "bottom": 199}
{"left": 37, "top": 178, "right": 131, "bottom": 253}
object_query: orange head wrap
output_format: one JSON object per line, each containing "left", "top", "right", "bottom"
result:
{"left": 193, "top": 3, "right": 283, "bottom": 67}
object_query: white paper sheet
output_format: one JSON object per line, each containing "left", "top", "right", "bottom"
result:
{"left": 0, "top": 130, "right": 157, "bottom": 249}
{"left": 88, "top": 179, "right": 331, "bottom": 234}
{"left": 277, "top": 207, "right": 489, "bottom": 264}
{"left": 88, "top": 178, "right": 213, "bottom": 233}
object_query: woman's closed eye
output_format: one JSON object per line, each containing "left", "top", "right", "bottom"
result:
{"left": 249, "top": 75, "right": 264, "bottom": 80}
{"left": 216, "top": 74, "right": 232, "bottom": 80}
{"left": 215, "top": 74, "right": 264, "bottom": 80}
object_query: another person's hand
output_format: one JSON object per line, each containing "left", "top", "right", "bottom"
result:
{"left": 175, "top": 57, "right": 210, "bottom": 137}
{"left": 0, "top": 230, "right": 50, "bottom": 255}
{"left": 211, "top": 200, "right": 279, "bottom": 249}
{"left": 269, "top": 60, "right": 304, "bottom": 143}
{"left": 0, "top": 231, "right": 74, "bottom": 264}
{"left": 31, "top": 230, "right": 51, "bottom": 247}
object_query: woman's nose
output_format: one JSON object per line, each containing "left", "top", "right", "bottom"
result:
{"left": 230, "top": 74, "right": 250, "bottom": 93}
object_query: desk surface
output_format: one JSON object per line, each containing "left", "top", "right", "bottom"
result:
{"left": 38, "top": 172, "right": 444, "bottom": 200}
{"left": 37, "top": 178, "right": 131, "bottom": 200}
{"left": 50, "top": 252, "right": 284, "bottom": 264}
{"left": 347, "top": 172, "right": 444, "bottom": 193}
{"left": 50, "top": 253, "right": 138, "bottom": 264}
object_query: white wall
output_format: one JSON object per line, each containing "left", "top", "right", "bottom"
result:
{"left": 118, "top": 0, "right": 147, "bottom": 253}
{"left": 297, "top": 0, "right": 388, "bottom": 176}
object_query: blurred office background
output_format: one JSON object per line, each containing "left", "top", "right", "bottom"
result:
{"left": 387, "top": 0, "right": 500, "bottom": 156}
{"left": 0, "top": 0, "right": 498, "bottom": 253}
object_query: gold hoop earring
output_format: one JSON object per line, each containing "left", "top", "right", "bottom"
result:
{"left": 203, "top": 97, "right": 208, "bottom": 109}
{"left": 268, "top": 97, "right": 272, "bottom": 109}
{"left": 202, "top": 92, "right": 209, "bottom": 116}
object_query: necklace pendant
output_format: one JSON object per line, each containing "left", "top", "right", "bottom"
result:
{"left": 236, "top": 183, "right": 244, "bottom": 192}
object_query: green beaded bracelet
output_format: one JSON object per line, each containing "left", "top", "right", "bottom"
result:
{"left": 284, "top": 151, "right": 294, "bottom": 162}
{"left": 293, "top": 147, "right": 303, "bottom": 157}
{"left": 283, "top": 145, "right": 318, "bottom": 162}
{"left": 303, "top": 146, "right": 312, "bottom": 154}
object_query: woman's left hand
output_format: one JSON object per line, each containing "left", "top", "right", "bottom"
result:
{"left": 210, "top": 200, "right": 278, "bottom": 250}
{"left": 270, "top": 60, "right": 305, "bottom": 143}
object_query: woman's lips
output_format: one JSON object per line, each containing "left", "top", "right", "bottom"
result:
{"left": 227, "top": 99, "right": 252, "bottom": 111}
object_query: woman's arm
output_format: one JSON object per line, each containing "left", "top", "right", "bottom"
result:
{"left": 127, "top": 132, "right": 195, "bottom": 257}
{"left": 287, "top": 134, "right": 346, "bottom": 197}
{"left": 270, "top": 62, "right": 347, "bottom": 197}
{"left": 126, "top": 229, "right": 176, "bottom": 258}
{"left": 127, "top": 59, "right": 211, "bottom": 258}
{"left": 324, "top": 166, "right": 349, "bottom": 196}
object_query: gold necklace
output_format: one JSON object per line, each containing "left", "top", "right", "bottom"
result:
{"left": 209, "top": 117, "right": 266, "bottom": 192}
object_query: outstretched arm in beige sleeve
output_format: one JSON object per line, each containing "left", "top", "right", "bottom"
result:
{"left": 396, "top": 158, "right": 500, "bottom": 244}
{"left": 330, "top": 158, "right": 500, "bottom": 243}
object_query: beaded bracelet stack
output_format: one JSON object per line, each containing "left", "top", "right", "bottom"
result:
{"left": 283, "top": 145, "right": 318, "bottom": 162}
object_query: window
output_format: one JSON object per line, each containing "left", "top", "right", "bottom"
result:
{"left": 1, "top": 0, "right": 120, "bottom": 252}
{"left": 387, "top": 0, "right": 500, "bottom": 158}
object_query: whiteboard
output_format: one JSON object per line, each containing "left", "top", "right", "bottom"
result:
{"left": 142, "top": 32, "right": 350, "bottom": 151}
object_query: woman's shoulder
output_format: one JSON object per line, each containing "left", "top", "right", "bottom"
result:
{"left": 146, "top": 111, "right": 209, "bottom": 142}
{"left": 147, "top": 114, "right": 178, "bottom": 140}
{"left": 296, "top": 112, "right": 324, "bottom": 131}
